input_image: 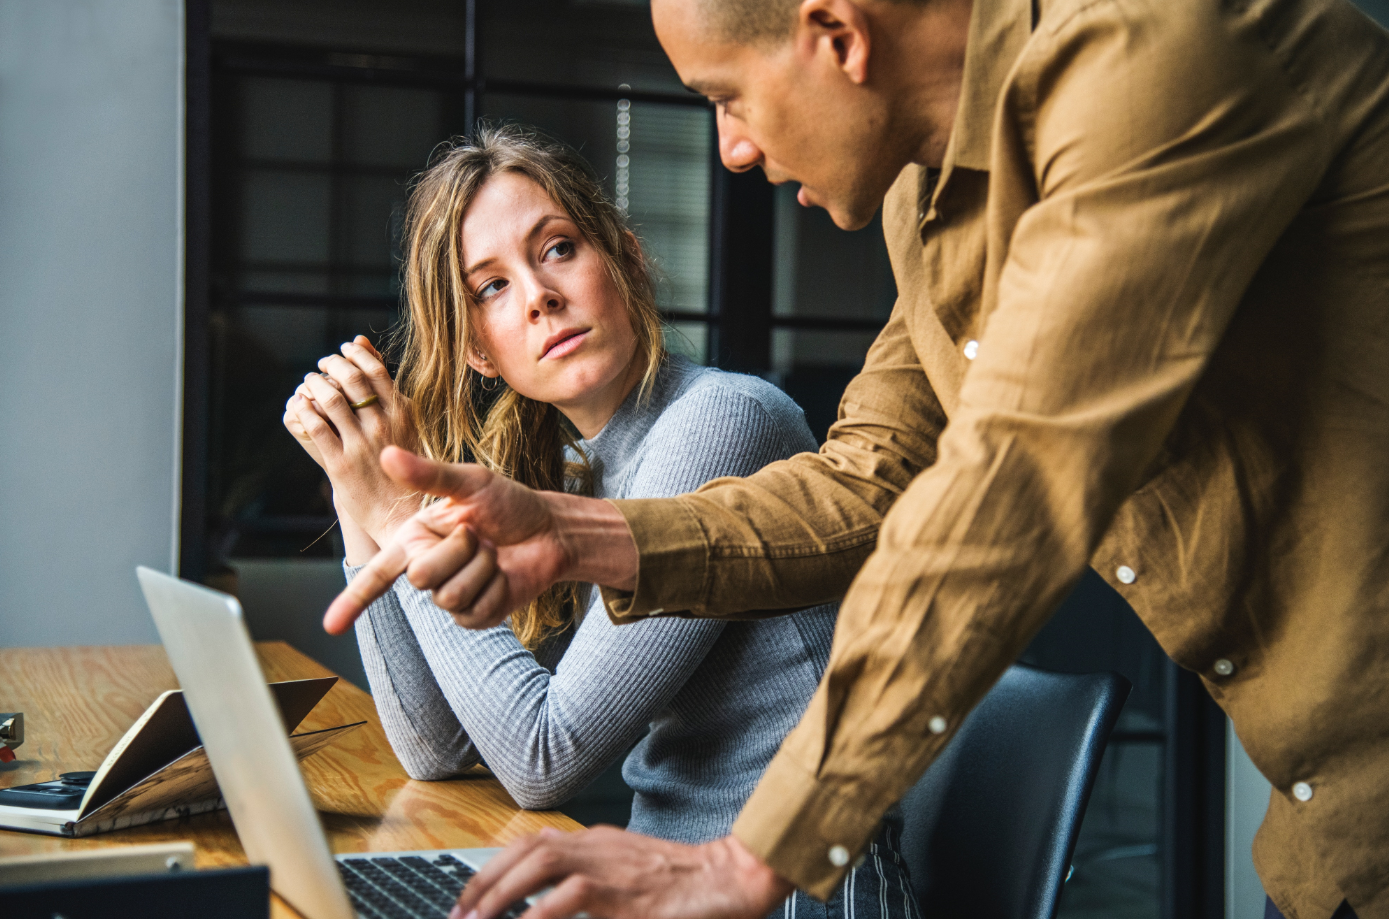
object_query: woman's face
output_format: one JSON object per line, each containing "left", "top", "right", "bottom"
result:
{"left": 461, "top": 171, "right": 643, "bottom": 438}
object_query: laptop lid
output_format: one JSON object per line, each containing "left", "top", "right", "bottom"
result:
{"left": 136, "top": 566, "right": 354, "bottom": 919}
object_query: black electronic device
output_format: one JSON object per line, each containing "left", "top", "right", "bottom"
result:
{"left": 0, "top": 865, "right": 269, "bottom": 919}
{"left": 0, "top": 773, "right": 93, "bottom": 809}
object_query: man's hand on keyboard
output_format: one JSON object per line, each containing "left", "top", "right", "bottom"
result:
{"left": 449, "top": 827, "right": 792, "bottom": 919}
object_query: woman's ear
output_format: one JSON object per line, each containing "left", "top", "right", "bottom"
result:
{"left": 465, "top": 348, "right": 500, "bottom": 379}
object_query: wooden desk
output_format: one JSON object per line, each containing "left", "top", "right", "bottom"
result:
{"left": 0, "top": 642, "right": 581, "bottom": 916}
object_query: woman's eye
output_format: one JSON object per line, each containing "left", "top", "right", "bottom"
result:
{"left": 478, "top": 278, "right": 507, "bottom": 299}
{"left": 545, "top": 240, "right": 575, "bottom": 260}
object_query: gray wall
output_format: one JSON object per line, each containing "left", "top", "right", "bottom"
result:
{"left": 0, "top": 0, "right": 184, "bottom": 647}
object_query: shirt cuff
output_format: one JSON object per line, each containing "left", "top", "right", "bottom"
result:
{"left": 730, "top": 749, "right": 890, "bottom": 901}
{"left": 599, "top": 497, "right": 709, "bottom": 622}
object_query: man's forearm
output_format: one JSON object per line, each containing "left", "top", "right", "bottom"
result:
{"left": 597, "top": 307, "right": 945, "bottom": 623}
{"left": 550, "top": 493, "right": 640, "bottom": 592}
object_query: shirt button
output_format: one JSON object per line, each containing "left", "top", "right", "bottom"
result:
{"left": 928, "top": 716, "right": 948, "bottom": 735}
{"left": 963, "top": 340, "right": 979, "bottom": 361}
{"left": 1293, "top": 782, "right": 1314, "bottom": 802}
{"left": 1116, "top": 565, "right": 1137, "bottom": 584}
{"left": 828, "top": 844, "right": 850, "bottom": 867}
{"left": 1213, "top": 658, "right": 1235, "bottom": 677}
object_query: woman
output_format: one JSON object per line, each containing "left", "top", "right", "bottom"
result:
{"left": 284, "top": 124, "right": 918, "bottom": 919}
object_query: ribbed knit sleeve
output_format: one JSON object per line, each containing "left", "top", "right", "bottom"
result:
{"left": 352, "top": 584, "right": 477, "bottom": 780}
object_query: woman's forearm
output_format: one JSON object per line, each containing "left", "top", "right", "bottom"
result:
{"left": 336, "top": 493, "right": 382, "bottom": 566}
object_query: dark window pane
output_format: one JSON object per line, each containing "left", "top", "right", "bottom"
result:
{"left": 483, "top": 93, "right": 617, "bottom": 169}
{"left": 340, "top": 173, "right": 410, "bottom": 271}
{"left": 483, "top": 0, "right": 683, "bottom": 93}
{"left": 240, "top": 169, "right": 333, "bottom": 266}
{"left": 342, "top": 85, "right": 447, "bottom": 169}
{"left": 212, "top": 0, "right": 469, "bottom": 56}
{"left": 772, "top": 328, "right": 878, "bottom": 376}
{"left": 241, "top": 76, "right": 334, "bottom": 163}
{"left": 241, "top": 270, "right": 329, "bottom": 295}
{"left": 626, "top": 102, "right": 711, "bottom": 317}
{"left": 772, "top": 184, "right": 895, "bottom": 324}
{"left": 236, "top": 303, "right": 336, "bottom": 366}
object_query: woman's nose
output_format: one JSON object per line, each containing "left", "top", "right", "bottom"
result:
{"left": 528, "top": 286, "right": 564, "bottom": 320}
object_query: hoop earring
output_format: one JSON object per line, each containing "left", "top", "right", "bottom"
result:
{"left": 479, "top": 374, "right": 500, "bottom": 392}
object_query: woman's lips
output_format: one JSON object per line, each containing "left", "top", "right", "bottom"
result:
{"left": 543, "top": 330, "right": 587, "bottom": 359}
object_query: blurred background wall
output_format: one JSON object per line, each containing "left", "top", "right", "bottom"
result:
{"left": 0, "top": 0, "right": 185, "bottom": 646}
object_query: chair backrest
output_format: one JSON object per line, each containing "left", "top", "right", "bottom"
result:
{"left": 898, "top": 664, "right": 1129, "bottom": 919}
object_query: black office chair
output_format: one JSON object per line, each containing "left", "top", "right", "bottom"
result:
{"left": 898, "top": 664, "right": 1130, "bottom": 919}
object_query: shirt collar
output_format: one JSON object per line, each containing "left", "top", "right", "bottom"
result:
{"left": 946, "top": 0, "right": 1035, "bottom": 173}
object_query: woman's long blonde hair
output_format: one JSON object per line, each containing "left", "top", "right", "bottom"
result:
{"left": 395, "top": 123, "right": 665, "bottom": 649}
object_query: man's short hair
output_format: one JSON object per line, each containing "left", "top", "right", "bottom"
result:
{"left": 702, "top": 0, "right": 801, "bottom": 45}
{"left": 702, "top": 0, "right": 929, "bottom": 47}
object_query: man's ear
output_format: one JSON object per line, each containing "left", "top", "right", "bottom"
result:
{"left": 464, "top": 348, "right": 499, "bottom": 379}
{"left": 796, "top": 0, "right": 872, "bottom": 84}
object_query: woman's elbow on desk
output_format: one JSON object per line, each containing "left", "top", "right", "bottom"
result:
{"left": 505, "top": 784, "right": 573, "bottom": 811}
{"left": 400, "top": 761, "right": 460, "bottom": 782}
{"left": 390, "top": 740, "right": 482, "bottom": 782}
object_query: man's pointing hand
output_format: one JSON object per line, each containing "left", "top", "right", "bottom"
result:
{"left": 324, "top": 446, "right": 638, "bottom": 634}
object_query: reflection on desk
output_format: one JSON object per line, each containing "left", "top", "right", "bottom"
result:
{"left": 0, "top": 641, "right": 581, "bottom": 918}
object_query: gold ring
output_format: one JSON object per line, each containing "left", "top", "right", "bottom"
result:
{"left": 349, "top": 394, "right": 379, "bottom": 410}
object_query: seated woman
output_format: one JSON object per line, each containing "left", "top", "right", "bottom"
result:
{"left": 285, "top": 124, "right": 918, "bottom": 919}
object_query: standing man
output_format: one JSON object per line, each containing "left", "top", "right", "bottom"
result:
{"left": 330, "top": 0, "right": 1389, "bottom": 916}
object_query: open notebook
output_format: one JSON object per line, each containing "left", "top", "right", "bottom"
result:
{"left": 0, "top": 677, "right": 363, "bottom": 837}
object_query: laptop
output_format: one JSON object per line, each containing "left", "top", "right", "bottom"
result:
{"left": 136, "top": 566, "right": 532, "bottom": 919}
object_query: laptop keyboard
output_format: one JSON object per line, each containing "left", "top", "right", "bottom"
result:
{"left": 337, "top": 854, "right": 529, "bottom": 919}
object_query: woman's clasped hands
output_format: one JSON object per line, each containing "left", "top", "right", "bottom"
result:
{"left": 282, "top": 335, "right": 421, "bottom": 561}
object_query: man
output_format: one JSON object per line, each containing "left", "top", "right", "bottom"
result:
{"left": 329, "top": 0, "right": 1389, "bottom": 916}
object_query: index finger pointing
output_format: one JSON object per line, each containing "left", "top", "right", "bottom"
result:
{"left": 324, "top": 539, "right": 409, "bottom": 634}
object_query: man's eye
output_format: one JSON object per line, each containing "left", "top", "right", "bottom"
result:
{"left": 545, "top": 240, "right": 575, "bottom": 260}
{"left": 478, "top": 278, "right": 506, "bottom": 298}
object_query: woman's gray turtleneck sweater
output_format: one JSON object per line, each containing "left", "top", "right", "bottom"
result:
{"left": 348, "top": 355, "right": 838, "bottom": 844}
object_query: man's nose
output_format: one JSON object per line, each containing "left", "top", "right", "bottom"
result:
{"left": 717, "top": 111, "right": 762, "bottom": 173}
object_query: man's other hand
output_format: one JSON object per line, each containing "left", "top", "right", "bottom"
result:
{"left": 450, "top": 827, "right": 793, "bottom": 919}
{"left": 324, "top": 446, "right": 639, "bottom": 634}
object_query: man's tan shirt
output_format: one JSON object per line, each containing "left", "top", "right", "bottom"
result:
{"left": 605, "top": 0, "right": 1389, "bottom": 913}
